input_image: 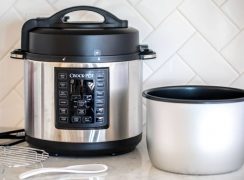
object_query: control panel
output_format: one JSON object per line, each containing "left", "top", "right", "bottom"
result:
{"left": 55, "top": 67, "right": 109, "bottom": 129}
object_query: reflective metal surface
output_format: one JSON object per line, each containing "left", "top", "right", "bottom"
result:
{"left": 25, "top": 60, "right": 142, "bottom": 142}
{"left": 145, "top": 99, "right": 244, "bottom": 175}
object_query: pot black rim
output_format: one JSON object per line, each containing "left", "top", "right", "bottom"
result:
{"left": 142, "top": 85, "right": 244, "bottom": 104}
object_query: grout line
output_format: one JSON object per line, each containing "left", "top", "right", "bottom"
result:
{"left": 14, "top": 119, "right": 24, "bottom": 128}
{"left": 12, "top": 89, "right": 24, "bottom": 128}
{"left": 0, "top": 78, "right": 23, "bottom": 102}
{"left": 45, "top": 0, "right": 58, "bottom": 11}
{"left": 142, "top": 0, "right": 185, "bottom": 42}
{"left": 218, "top": 51, "right": 240, "bottom": 75}
{"left": 143, "top": 31, "right": 197, "bottom": 84}
{"left": 142, "top": 8, "right": 179, "bottom": 42}
{"left": 229, "top": 72, "right": 244, "bottom": 86}
{"left": 0, "top": 0, "right": 17, "bottom": 21}
{"left": 13, "top": 88, "right": 24, "bottom": 101}
{"left": 186, "top": 75, "right": 198, "bottom": 84}
{"left": 13, "top": 5, "right": 27, "bottom": 21}
{"left": 211, "top": 0, "right": 227, "bottom": 7}
{"left": 126, "top": 0, "right": 143, "bottom": 7}
{"left": 143, "top": 61, "right": 154, "bottom": 75}
{"left": 220, "top": 0, "right": 228, "bottom": 7}
{"left": 217, "top": 2, "right": 241, "bottom": 30}
{"left": 177, "top": 52, "right": 209, "bottom": 84}
{"left": 0, "top": 39, "right": 20, "bottom": 61}
{"left": 176, "top": 8, "right": 240, "bottom": 75}
{"left": 219, "top": 30, "right": 242, "bottom": 52}
{"left": 14, "top": 81, "right": 24, "bottom": 98}
{"left": 176, "top": 0, "right": 185, "bottom": 8}
{"left": 92, "top": 0, "right": 100, "bottom": 6}
{"left": 124, "top": 0, "right": 154, "bottom": 30}
{"left": 136, "top": 0, "right": 143, "bottom": 5}
{"left": 129, "top": 2, "right": 155, "bottom": 29}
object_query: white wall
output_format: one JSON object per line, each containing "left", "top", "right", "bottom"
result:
{"left": 0, "top": 0, "right": 244, "bottom": 127}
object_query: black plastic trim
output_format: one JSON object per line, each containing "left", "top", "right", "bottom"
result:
{"left": 26, "top": 133, "right": 142, "bottom": 156}
{"left": 21, "top": 6, "right": 128, "bottom": 51}
{"left": 25, "top": 52, "right": 140, "bottom": 62}
{"left": 143, "top": 85, "right": 244, "bottom": 104}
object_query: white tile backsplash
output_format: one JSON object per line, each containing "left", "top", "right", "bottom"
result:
{"left": 144, "top": 11, "right": 195, "bottom": 71}
{"left": 144, "top": 55, "right": 195, "bottom": 90}
{"left": 14, "top": 0, "right": 55, "bottom": 19}
{"left": 49, "top": 0, "right": 97, "bottom": 11}
{"left": 178, "top": 33, "right": 238, "bottom": 85}
{"left": 15, "top": 80, "right": 24, "bottom": 98}
{"left": 0, "top": 0, "right": 244, "bottom": 128}
{"left": 179, "top": 0, "right": 239, "bottom": 50}
{"left": 187, "top": 76, "right": 206, "bottom": 85}
{"left": 96, "top": 0, "right": 153, "bottom": 40}
{"left": 222, "top": 0, "right": 244, "bottom": 29}
{"left": 0, "top": 91, "right": 24, "bottom": 127}
{"left": 222, "top": 31, "right": 244, "bottom": 73}
{"left": 231, "top": 74, "right": 244, "bottom": 89}
{"left": 0, "top": 0, "right": 16, "bottom": 17}
{"left": 213, "top": 0, "right": 227, "bottom": 6}
{"left": 136, "top": 0, "right": 183, "bottom": 27}
{"left": 0, "top": 54, "right": 23, "bottom": 101}
{"left": 0, "top": 8, "right": 23, "bottom": 59}
{"left": 142, "top": 62, "right": 153, "bottom": 81}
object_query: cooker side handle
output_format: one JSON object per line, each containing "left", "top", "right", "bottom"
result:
{"left": 139, "top": 45, "right": 157, "bottom": 60}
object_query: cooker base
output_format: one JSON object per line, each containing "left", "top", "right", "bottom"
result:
{"left": 26, "top": 134, "right": 142, "bottom": 156}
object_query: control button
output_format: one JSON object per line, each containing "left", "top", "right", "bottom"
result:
{"left": 59, "top": 108, "right": 68, "bottom": 115}
{"left": 71, "top": 95, "right": 81, "bottom": 100}
{"left": 71, "top": 116, "right": 81, "bottom": 123}
{"left": 77, "top": 109, "right": 86, "bottom": 115}
{"left": 59, "top": 99, "right": 68, "bottom": 106}
{"left": 96, "top": 103, "right": 104, "bottom": 108}
{"left": 96, "top": 108, "right": 104, "bottom": 114}
{"left": 58, "top": 73, "right": 67, "bottom": 80}
{"left": 96, "top": 117, "right": 104, "bottom": 123}
{"left": 96, "top": 91, "right": 104, "bottom": 97}
{"left": 97, "top": 73, "right": 105, "bottom": 79}
{"left": 97, "top": 82, "right": 104, "bottom": 87}
{"left": 82, "top": 116, "right": 93, "bottom": 123}
{"left": 59, "top": 82, "right": 67, "bottom": 89}
{"left": 96, "top": 99, "right": 104, "bottom": 104}
{"left": 59, "top": 116, "right": 68, "bottom": 122}
{"left": 59, "top": 91, "right": 68, "bottom": 98}
{"left": 83, "top": 95, "right": 92, "bottom": 101}
{"left": 77, "top": 100, "right": 86, "bottom": 107}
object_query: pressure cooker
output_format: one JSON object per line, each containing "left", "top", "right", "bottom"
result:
{"left": 10, "top": 6, "right": 156, "bottom": 156}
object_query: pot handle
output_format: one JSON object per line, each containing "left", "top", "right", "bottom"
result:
{"left": 49, "top": 6, "right": 128, "bottom": 28}
{"left": 19, "top": 6, "right": 128, "bottom": 52}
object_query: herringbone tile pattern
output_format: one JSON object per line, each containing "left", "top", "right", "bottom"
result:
{"left": 0, "top": 0, "right": 244, "bottom": 127}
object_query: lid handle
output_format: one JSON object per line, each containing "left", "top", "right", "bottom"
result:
{"left": 49, "top": 6, "right": 128, "bottom": 28}
{"left": 20, "top": 6, "right": 128, "bottom": 51}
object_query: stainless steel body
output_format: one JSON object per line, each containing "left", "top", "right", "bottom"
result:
{"left": 144, "top": 86, "right": 244, "bottom": 175}
{"left": 25, "top": 60, "right": 142, "bottom": 143}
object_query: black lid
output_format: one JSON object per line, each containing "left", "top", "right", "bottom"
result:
{"left": 10, "top": 6, "right": 156, "bottom": 63}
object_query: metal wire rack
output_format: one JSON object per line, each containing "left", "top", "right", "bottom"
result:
{"left": 0, "top": 146, "right": 49, "bottom": 167}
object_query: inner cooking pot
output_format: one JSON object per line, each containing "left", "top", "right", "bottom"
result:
{"left": 143, "top": 85, "right": 244, "bottom": 175}
{"left": 143, "top": 86, "right": 244, "bottom": 103}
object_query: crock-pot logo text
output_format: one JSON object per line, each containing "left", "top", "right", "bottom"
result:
{"left": 69, "top": 73, "right": 94, "bottom": 79}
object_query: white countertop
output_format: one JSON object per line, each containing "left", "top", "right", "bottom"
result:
{"left": 2, "top": 133, "right": 244, "bottom": 180}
